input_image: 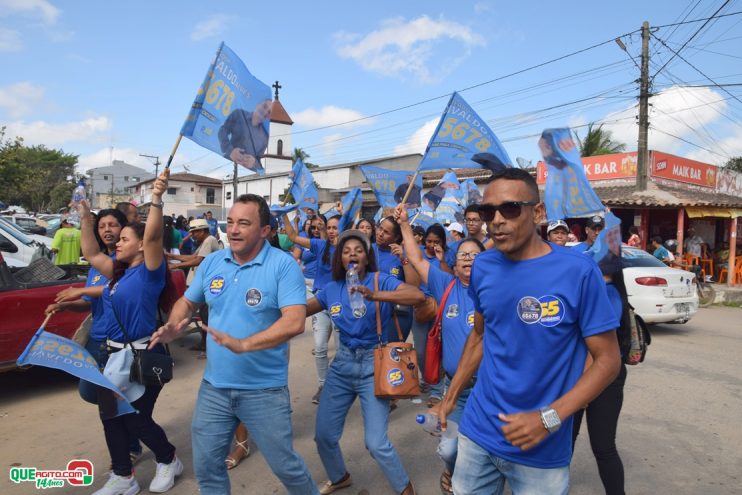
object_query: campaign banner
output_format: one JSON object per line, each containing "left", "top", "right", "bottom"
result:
{"left": 435, "top": 171, "right": 464, "bottom": 225}
{"left": 418, "top": 92, "right": 512, "bottom": 173}
{"left": 582, "top": 212, "right": 623, "bottom": 276}
{"left": 462, "top": 178, "right": 482, "bottom": 207}
{"left": 338, "top": 188, "right": 363, "bottom": 232}
{"left": 539, "top": 128, "right": 605, "bottom": 220}
{"left": 181, "top": 42, "right": 272, "bottom": 175}
{"left": 411, "top": 212, "right": 436, "bottom": 232}
{"left": 360, "top": 166, "right": 423, "bottom": 208}
{"left": 16, "top": 328, "right": 135, "bottom": 417}
{"left": 289, "top": 159, "right": 319, "bottom": 210}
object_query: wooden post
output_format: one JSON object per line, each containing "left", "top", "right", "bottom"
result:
{"left": 676, "top": 209, "right": 685, "bottom": 257}
{"left": 729, "top": 217, "right": 738, "bottom": 286}
{"left": 640, "top": 209, "right": 650, "bottom": 250}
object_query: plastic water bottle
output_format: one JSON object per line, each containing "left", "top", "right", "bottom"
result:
{"left": 416, "top": 413, "right": 458, "bottom": 439}
{"left": 346, "top": 263, "right": 365, "bottom": 317}
{"left": 67, "top": 178, "right": 86, "bottom": 225}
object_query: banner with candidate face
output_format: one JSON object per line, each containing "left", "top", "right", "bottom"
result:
{"left": 360, "top": 166, "right": 423, "bottom": 209}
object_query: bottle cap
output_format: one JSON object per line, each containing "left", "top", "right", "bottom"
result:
{"left": 415, "top": 414, "right": 425, "bottom": 424}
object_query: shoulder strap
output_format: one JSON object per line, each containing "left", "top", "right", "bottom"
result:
{"left": 374, "top": 272, "right": 382, "bottom": 341}
{"left": 430, "top": 278, "right": 457, "bottom": 338}
{"left": 108, "top": 291, "right": 134, "bottom": 347}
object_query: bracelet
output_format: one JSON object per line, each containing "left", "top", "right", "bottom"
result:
{"left": 150, "top": 201, "right": 164, "bottom": 209}
{"left": 401, "top": 258, "right": 409, "bottom": 265}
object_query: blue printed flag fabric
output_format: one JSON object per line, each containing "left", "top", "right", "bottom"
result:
{"left": 338, "top": 188, "right": 363, "bottom": 232}
{"left": 289, "top": 159, "right": 319, "bottom": 211}
{"left": 360, "top": 166, "right": 423, "bottom": 209}
{"left": 411, "top": 212, "right": 435, "bottom": 232}
{"left": 181, "top": 42, "right": 272, "bottom": 175}
{"left": 16, "top": 328, "right": 136, "bottom": 417}
{"left": 582, "top": 212, "right": 623, "bottom": 276}
{"left": 435, "top": 172, "right": 464, "bottom": 225}
{"left": 270, "top": 204, "right": 298, "bottom": 215}
{"left": 540, "top": 128, "right": 605, "bottom": 220}
{"left": 462, "top": 178, "right": 482, "bottom": 207}
{"left": 418, "top": 92, "right": 512, "bottom": 173}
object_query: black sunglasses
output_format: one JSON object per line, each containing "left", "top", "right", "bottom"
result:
{"left": 478, "top": 201, "right": 537, "bottom": 222}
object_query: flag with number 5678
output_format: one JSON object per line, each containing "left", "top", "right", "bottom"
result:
{"left": 180, "top": 42, "right": 272, "bottom": 175}
{"left": 418, "top": 91, "right": 512, "bottom": 173}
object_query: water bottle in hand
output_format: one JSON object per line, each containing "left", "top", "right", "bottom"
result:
{"left": 416, "top": 413, "right": 458, "bottom": 438}
{"left": 346, "top": 263, "right": 365, "bottom": 317}
{"left": 67, "top": 179, "right": 86, "bottom": 225}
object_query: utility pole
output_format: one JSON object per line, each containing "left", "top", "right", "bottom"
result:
{"left": 140, "top": 154, "right": 161, "bottom": 177}
{"left": 636, "top": 21, "right": 651, "bottom": 191}
{"left": 110, "top": 173, "right": 115, "bottom": 207}
{"left": 233, "top": 162, "right": 238, "bottom": 205}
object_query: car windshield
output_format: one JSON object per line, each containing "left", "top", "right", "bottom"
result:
{"left": 0, "top": 218, "right": 33, "bottom": 245}
{"left": 622, "top": 246, "right": 667, "bottom": 268}
{"left": 218, "top": 222, "right": 227, "bottom": 233}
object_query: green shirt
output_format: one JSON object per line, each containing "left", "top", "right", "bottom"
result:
{"left": 172, "top": 228, "right": 183, "bottom": 250}
{"left": 51, "top": 227, "right": 81, "bottom": 265}
{"left": 278, "top": 233, "right": 294, "bottom": 252}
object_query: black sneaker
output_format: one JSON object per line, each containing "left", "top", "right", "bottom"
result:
{"left": 312, "top": 386, "right": 322, "bottom": 404}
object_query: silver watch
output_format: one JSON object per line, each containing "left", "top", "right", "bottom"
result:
{"left": 539, "top": 407, "right": 561, "bottom": 433}
{"left": 150, "top": 201, "right": 164, "bottom": 209}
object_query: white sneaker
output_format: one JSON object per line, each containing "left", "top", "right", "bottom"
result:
{"left": 92, "top": 472, "right": 140, "bottom": 495}
{"left": 148, "top": 456, "right": 183, "bottom": 493}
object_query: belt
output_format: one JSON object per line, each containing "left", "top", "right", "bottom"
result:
{"left": 106, "top": 336, "right": 150, "bottom": 350}
{"left": 445, "top": 372, "right": 477, "bottom": 389}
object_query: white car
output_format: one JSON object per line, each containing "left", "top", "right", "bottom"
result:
{"left": 622, "top": 246, "right": 698, "bottom": 324}
{"left": 217, "top": 220, "right": 229, "bottom": 248}
{"left": 0, "top": 218, "right": 51, "bottom": 267}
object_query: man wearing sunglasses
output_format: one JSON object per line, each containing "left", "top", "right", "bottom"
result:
{"left": 434, "top": 168, "right": 621, "bottom": 495}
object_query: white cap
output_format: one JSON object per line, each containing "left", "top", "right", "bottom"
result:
{"left": 447, "top": 222, "right": 464, "bottom": 235}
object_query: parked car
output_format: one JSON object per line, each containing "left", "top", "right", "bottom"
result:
{"left": 217, "top": 220, "right": 229, "bottom": 248}
{"left": 37, "top": 214, "right": 63, "bottom": 237}
{"left": 2, "top": 215, "right": 47, "bottom": 235}
{"left": 0, "top": 217, "right": 51, "bottom": 267}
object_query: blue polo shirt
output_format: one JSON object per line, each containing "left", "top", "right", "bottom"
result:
{"left": 102, "top": 261, "right": 166, "bottom": 342}
{"left": 186, "top": 241, "right": 307, "bottom": 389}
{"left": 315, "top": 271, "right": 402, "bottom": 349}
{"left": 309, "top": 238, "right": 335, "bottom": 292}
{"left": 83, "top": 254, "right": 114, "bottom": 340}
{"left": 374, "top": 244, "right": 404, "bottom": 281}
{"left": 461, "top": 244, "right": 618, "bottom": 469}
{"left": 653, "top": 245, "right": 670, "bottom": 261}
{"left": 427, "top": 266, "right": 475, "bottom": 377}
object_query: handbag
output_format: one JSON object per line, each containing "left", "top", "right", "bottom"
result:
{"left": 110, "top": 294, "right": 174, "bottom": 387}
{"left": 423, "top": 279, "right": 457, "bottom": 385}
{"left": 372, "top": 272, "right": 421, "bottom": 399}
{"left": 413, "top": 295, "right": 437, "bottom": 323}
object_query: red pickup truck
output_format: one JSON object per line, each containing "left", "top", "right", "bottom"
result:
{"left": 0, "top": 257, "right": 89, "bottom": 371}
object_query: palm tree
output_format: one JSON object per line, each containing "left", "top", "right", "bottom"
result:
{"left": 575, "top": 123, "right": 626, "bottom": 157}
{"left": 292, "top": 147, "right": 318, "bottom": 168}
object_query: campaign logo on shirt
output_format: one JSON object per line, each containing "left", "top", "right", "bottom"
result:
{"left": 517, "top": 295, "right": 566, "bottom": 327}
{"left": 92, "top": 275, "right": 101, "bottom": 284}
{"left": 466, "top": 311, "right": 475, "bottom": 328}
{"left": 245, "top": 288, "right": 262, "bottom": 306}
{"left": 517, "top": 296, "right": 542, "bottom": 324}
{"left": 208, "top": 276, "right": 226, "bottom": 295}
{"left": 391, "top": 267, "right": 400, "bottom": 277}
{"left": 387, "top": 368, "right": 405, "bottom": 387}
{"left": 445, "top": 304, "right": 459, "bottom": 319}
{"left": 329, "top": 303, "right": 342, "bottom": 318}
{"left": 352, "top": 304, "right": 367, "bottom": 318}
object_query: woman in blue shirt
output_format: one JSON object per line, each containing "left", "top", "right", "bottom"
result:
{"left": 78, "top": 171, "right": 182, "bottom": 495}
{"left": 308, "top": 230, "right": 424, "bottom": 495}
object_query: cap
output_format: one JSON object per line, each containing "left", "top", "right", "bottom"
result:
{"left": 546, "top": 219, "right": 569, "bottom": 235}
{"left": 586, "top": 215, "right": 605, "bottom": 229}
{"left": 189, "top": 218, "right": 210, "bottom": 232}
{"left": 336, "top": 229, "right": 371, "bottom": 251}
{"left": 447, "top": 222, "right": 464, "bottom": 235}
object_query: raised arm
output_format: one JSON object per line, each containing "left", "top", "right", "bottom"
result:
{"left": 354, "top": 280, "right": 425, "bottom": 306}
{"left": 143, "top": 169, "right": 168, "bottom": 271}
{"left": 78, "top": 201, "right": 113, "bottom": 278}
{"left": 395, "top": 203, "right": 430, "bottom": 285}
{"left": 283, "top": 213, "right": 310, "bottom": 249}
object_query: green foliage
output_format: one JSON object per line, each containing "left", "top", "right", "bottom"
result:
{"left": 292, "top": 147, "right": 318, "bottom": 168}
{"left": 0, "top": 127, "right": 79, "bottom": 212}
{"left": 574, "top": 123, "right": 626, "bottom": 157}
{"left": 723, "top": 156, "right": 742, "bottom": 173}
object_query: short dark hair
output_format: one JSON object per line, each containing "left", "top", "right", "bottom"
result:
{"left": 425, "top": 224, "right": 448, "bottom": 252}
{"left": 464, "top": 204, "right": 480, "bottom": 215}
{"left": 234, "top": 194, "right": 270, "bottom": 227}
{"left": 378, "top": 216, "right": 402, "bottom": 244}
{"left": 115, "top": 202, "right": 135, "bottom": 213}
{"left": 487, "top": 168, "right": 540, "bottom": 203}
{"left": 458, "top": 238, "right": 486, "bottom": 253}
{"left": 651, "top": 235, "right": 663, "bottom": 245}
{"left": 331, "top": 231, "right": 378, "bottom": 280}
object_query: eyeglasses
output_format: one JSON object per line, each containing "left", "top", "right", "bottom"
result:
{"left": 478, "top": 201, "right": 537, "bottom": 222}
{"left": 456, "top": 251, "right": 480, "bottom": 260}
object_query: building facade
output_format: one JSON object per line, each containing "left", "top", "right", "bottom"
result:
{"left": 130, "top": 172, "right": 223, "bottom": 219}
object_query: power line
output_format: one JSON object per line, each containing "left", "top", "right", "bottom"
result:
{"left": 653, "top": 9, "right": 742, "bottom": 29}
{"left": 650, "top": 126, "right": 731, "bottom": 159}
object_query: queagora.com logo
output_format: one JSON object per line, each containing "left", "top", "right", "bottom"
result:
{"left": 9, "top": 460, "right": 94, "bottom": 489}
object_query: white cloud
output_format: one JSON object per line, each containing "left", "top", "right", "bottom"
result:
{"left": 191, "top": 14, "right": 234, "bottom": 41}
{"left": 393, "top": 117, "right": 439, "bottom": 155}
{"left": 0, "top": 0, "right": 61, "bottom": 24}
{"left": 474, "top": 2, "right": 494, "bottom": 14}
{"left": 335, "top": 15, "right": 485, "bottom": 83}
{"left": 0, "top": 28, "right": 22, "bottom": 51}
{"left": 292, "top": 105, "right": 372, "bottom": 129}
{"left": 0, "top": 82, "right": 45, "bottom": 118}
{"left": 4, "top": 116, "right": 112, "bottom": 147}
{"left": 686, "top": 127, "right": 742, "bottom": 166}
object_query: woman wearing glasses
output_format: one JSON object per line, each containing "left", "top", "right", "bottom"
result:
{"left": 395, "top": 204, "right": 485, "bottom": 495}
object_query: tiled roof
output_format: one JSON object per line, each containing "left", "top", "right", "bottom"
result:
{"left": 593, "top": 182, "right": 742, "bottom": 208}
{"left": 270, "top": 100, "right": 293, "bottom": 125}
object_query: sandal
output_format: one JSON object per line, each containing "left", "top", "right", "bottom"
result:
{"left": 225, "top": 439, "right": 250, "bottom": 470}
{"left": 440, "top": 469, "right": 453, "bottom": 495}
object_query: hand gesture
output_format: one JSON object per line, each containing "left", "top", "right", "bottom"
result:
{"left": 389, "top": 243, "right": 404, "bottom": 260}
{"left": 205, "top": 325, "right": 245, "bottom": 353}
{"left": 45, "top": 303, "right": 63, "bottom": 315}
{"left": 431, "top": 397, "right": 457, "bottom": 433}
{"left": 77, "top": 198, "right": 91, "bottom": 217}
{"left": 151, "top": 169, "right": 170, "bottom": 199}
{"left": 434, "top": 245, "right": 444, "bottom": 261}
{"left": 351, "top": 284, "right": 375, "bottom": 301}
{"left": 55, "top": 286, "right": 84, "bottom": 303}
{"left": 499, "top": 411, "right": 549, "bottom": 451}
{"left": 149, "top": 317, "right": 190, "bottom": 348}
{"left": 394, "top": 204, "right": 409, "bottom": 224}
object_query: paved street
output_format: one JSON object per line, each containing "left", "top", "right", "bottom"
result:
{"left": 1, "top": 306, "right": 741, "bottom": 494}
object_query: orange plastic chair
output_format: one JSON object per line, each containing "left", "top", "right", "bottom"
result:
{"left": 700, "top": 257, "right": 714, "bottom": 280}
{"left": 719, "top": 258, "right": 742, "bottom": 284}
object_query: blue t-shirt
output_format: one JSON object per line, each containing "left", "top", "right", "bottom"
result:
{"left": 315, "top": 271, "right": 402, "bottom": 349}
{"left": 427, "top": 266, "right": 476, "bottom": 377}
{"left": 309, "top": 238, "right": 335, "bottom": 292}
{"left": 102, "top": 261, "right": 166, "bottom": 342}
{"left": 653, "top": 245, "right": 670, "bottom": 261}
{"left": 185, "top": 241, "right": 307, "bottom": 389}
{"left": 206, "top": 217, "right": 218, "bottom": 237}
{"left": 461, "top": 244, "right": 619, "bottom": 469}
{"left": 83, "top": 254, "right": 114, "bottom": 340}
{"left": 374, "top": 244, "right": 404, "bottom": 281}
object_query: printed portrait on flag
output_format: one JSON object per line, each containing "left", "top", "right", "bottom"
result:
{"left": 218, "top": 99, "right": 272, "bottom": 173}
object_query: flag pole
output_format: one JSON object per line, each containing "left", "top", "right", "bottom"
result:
{"left": 16, "top": 313, "right": 55, "bottom": 367}
{"left": 399, "top": 171, "right": 419, "bottom": 206}
{"left": 164, "top": 134, "right": 183, "bottom": 170}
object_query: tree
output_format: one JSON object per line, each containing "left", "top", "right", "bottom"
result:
{"left": 0, "top": 127, "right": 79, "bottom": 212}
{"left": 292, "top": 147, "right": 318, "bottom": 168}
{"left": 574, "top": 123, "right": 626, "bottom": 157}
{"left": 723, "top": 156, "right": 742, "bottom": 173}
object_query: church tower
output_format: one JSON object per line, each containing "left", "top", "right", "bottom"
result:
{"left": 261, "top": 80, "right": 294, "bottom": 174}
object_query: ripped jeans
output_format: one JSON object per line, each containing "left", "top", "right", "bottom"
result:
{"left": 312, "top": 309, "right": 339, "bottom": 387}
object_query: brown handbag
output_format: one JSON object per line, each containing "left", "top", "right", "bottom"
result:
{"left": 413, "top": 295, "right": 437, "bottom": 323}
{"left": 372, "top": 273, "right": 421, "bottom": 399}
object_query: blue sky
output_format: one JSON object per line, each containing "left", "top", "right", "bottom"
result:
{"left": 1, "top": 0, "right": 741, "bottom": 180}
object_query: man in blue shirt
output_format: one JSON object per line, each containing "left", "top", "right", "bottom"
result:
{"left": 435, "top": 168, "right": 621, "bottom": 494}
{"left": 205, "top": 211, "right": 218, "bottom": 237}
{"left": 150, "top": 194, "right": 318, "bottom": 495}
{"left": 650, "top": 236, "right": 673, "bottom": 265}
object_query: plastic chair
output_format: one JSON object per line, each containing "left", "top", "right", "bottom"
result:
{"left": 700, "top": 257, "right": 714, "bottom": 281}
{"left": 719, "top": 258, "right": 742, "bottom": 284}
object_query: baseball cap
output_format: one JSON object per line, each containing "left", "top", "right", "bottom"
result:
{"left": 586, "top": 215, "right": 605, "bottom": 229}
{"left": 103, "top": 348, "right": 146, "bottom": 403}
{"left": 447, "top": 222, "right": 464, "bottom": 235}
{"left": 189, "top": 218, "right": 210, "bottom": 232}
{"left": 546, "top": 219, "right": 569, "bottom": 235}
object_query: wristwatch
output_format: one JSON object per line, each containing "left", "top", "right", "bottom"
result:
{"left": 539, "top": 407, "right": 561, "bottom": 433}
{"left": 150, "top": 201, "right": 164, "bottom": 209}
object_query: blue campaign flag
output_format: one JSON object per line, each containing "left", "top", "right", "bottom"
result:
{"left": 411, "top": 212, "right": 436, "bottom": 232}
{"left": 338, "top": 188, "right": 363, "bottom": 232}
{"left": 360, "top": 166, "right": 423, "bottom": 208}
{"left": 181, "top": 42, "right": 272, "bottom": 175}
{"left": 270, "top": 204, "right": 298, "bottom": 215}
{"left": 289, "top": 159, "right": 319, "bottom": 211}
{"left": 540, "top": 128, "right": 605, "bottom": 220}
{"left": 582, "top": 212, "right": 623, "bottom": 276}
{"left": 17, "top": 327, "right": 136, "bottom": 417}
{"left": 373, "top": 207, "right": 383, "bottom": 225}
{"left": 418, "top": 92, "right": 513, "bottom": 173}
{"left": 462, "top": 179, "right": 482, "bottom": 207}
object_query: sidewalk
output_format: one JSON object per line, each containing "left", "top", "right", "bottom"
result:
{"left": 710, "top": 282, "right": 742, "bottom": 305}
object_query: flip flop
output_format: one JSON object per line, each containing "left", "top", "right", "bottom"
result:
{"left": 225, "top": 440, "right": 250, "bottom": 470}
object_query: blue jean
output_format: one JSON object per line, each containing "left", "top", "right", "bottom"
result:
{"left": 312, "top": 309, "right": 338, "bottom": 387}
{"left": 315, "top": 345, "right": 410, "bottom": 493}
{"left": 452, "top": 434, "right": 569, "bottom": 495}
{"left": 438, "top": 378, "right": 472, "bottom": 473}
{"left": 411, "top": 316, "right": 444, "bottom": 398}
{"left": 191, "top": 380, "right": 318, "bottom": 495}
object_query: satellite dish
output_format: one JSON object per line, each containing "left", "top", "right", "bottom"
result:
{"left": 183, "top": 164, "right": 191, "bottom": 172}
{"left": 516, "top": 157, "right": 532, "bottom": 169}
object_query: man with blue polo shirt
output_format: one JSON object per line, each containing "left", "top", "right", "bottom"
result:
{"left": 435, "top": 168, "right": 621, "bottom": 494}
{"left": 150, "top": 194, "right": 318, "bottom": 495}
